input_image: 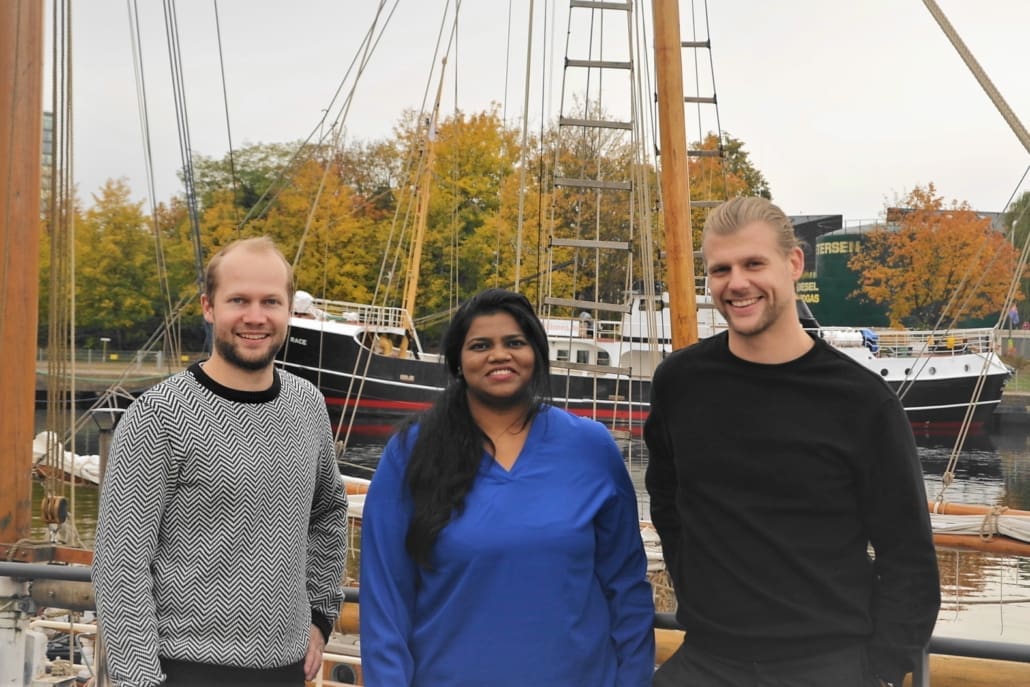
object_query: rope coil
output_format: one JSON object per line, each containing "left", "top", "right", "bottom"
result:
{"left": 979, "top": 504, "right": 1009, "bottom": 541}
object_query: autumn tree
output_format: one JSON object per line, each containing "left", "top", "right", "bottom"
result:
{"left": 537, "top": 101, "right": 648, "bottom": 315}
{"left": 55, "top": 109, "right": 777, "bottom": 353}
{"left": 75, "top": 179, "right": 166, "bottom": 348}
{"left": 330, "top": 138, "right": 404, "bottom": 221}
{"left": 153, "top": 196, "right": 209, "bottom": 351}
{"left": 848, "top": 184, "right": 1021, "bottom": 328}
{"left": 260, "top": 156, "right": 385, "bottom": 303}
{"left": 680, "top": 132, "right": 770, "bottom": 277}
{"left": 379, "top": 107, "right": 522, "bottom": 323}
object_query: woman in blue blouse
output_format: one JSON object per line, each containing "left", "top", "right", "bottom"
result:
{"left": 360, "top": 288, "right": 655, "bottom": 686}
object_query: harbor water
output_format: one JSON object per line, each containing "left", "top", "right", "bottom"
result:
{"left": 30, "top": 410, "right": 1030, "bottom": 646}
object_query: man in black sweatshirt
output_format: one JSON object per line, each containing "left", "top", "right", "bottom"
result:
{"left": 645, "top": 197, "right": 939, "bottom": 687}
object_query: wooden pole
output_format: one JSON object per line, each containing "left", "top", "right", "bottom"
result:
{"left": 933, "top": 534, "right": 1030, "bottom": 557}
{"left": 0, "top": 0, "right": 44, "bottom": 546}
{"left": 651, "top": 0, "right": 698, "bottom": 349}
{"left": 930, "top": 501, "right": 1030, "bottom": 518}
{"left": 401, "top": 59, "right": 447, "bottom": 334}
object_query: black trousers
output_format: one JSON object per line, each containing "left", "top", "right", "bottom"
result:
{"left": 160, "top": 657, "right": 305, "bottom": 687}
{"left": 652, "top": 642, "right": 883, "bottom": 687}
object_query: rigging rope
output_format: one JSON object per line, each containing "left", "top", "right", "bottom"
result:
{"left": 161, "top": 0, "right": 205, "bottom": 304}
{"left": 631, "top": 2, "right": 660, "bottom": 379}
{"left": 128, "top": 0, "right": 181, "bottom": 365}
{"left": 41, "top": 0, "right": 84, "bottom": 547}
{"left": 534, "top": 0, "right": 554, "bottom": 308}
{"left": 305, "top": 3, "right": 459, "bottom": 451}
{"left": 212, "top": 0, "right": 241, "bottom": 231}
{"left": 933, "top": 168, "right": 1030, "bottom": 504}
{"left": 513, "top": 0, "right": 535, "bottom": 291}
{"left": 45, "top": 0, "right": 73, "bottom": 506}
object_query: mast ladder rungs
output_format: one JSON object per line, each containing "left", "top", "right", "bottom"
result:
{"left": 684, "top": 95, "right": 717, "bottom": 104}
{"left": 687, "top": 149, "right": 722, "bottom": 158}
{"left": 559, "top": 116, "right": 632, "bottom": 131}
{"left": 569, "top": 0, "right": 631, "bottom": 10}
{"left": 690, "top": 200, "right": 722, "bottom": 209}
{"left": 566, "top": 58, "right": 632, "bottom": 71}
{"left": 550, "top": 238, "right": 630, "bottom": 251}
{"left": 544, "top": 296, "right": 632, "bottom": 314}
{"left": 551, "top": 360, "right": 633, "bottom": 376}
{"left": 554, "top": 177, "right": 632, "bottom": 191}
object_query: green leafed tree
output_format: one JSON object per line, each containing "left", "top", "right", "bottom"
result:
{"left": 191, "top": 141, "right": 303, "bottom": 219}
{"left": 1004, "top": 191, "right": 1030, "bottom": 322}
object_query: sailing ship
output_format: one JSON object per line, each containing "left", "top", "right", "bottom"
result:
{"left": 278, "top": 288, "right": 1011, "bottom": 438}
{"left": 278, "top": 2, "right": 1030, "bottom": 681}
{"left": 4, "top": 1, "right": 1030, "bottom": 685}
{"left": 273, "top": 4, "right": 1012, "bottom": 441}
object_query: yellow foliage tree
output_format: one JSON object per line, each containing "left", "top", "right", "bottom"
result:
{"left": 545, "top": 118, "right": 640, "bottom": 312}
{"left": 848, "top": 183, "right": 1021, "bottom": 328}
{"left": 683, "top": 133, "right": 768, "bottom": 276}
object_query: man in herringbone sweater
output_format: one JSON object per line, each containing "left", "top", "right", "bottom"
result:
{"left": 93, "top": 237, "right": 348, "bottom": 687}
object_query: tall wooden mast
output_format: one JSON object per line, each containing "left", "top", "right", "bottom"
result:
{"left": 0, "top": 0, "right": 44, "bottom": 546}
{"left": 399, "top": 58, "right": 447, "bottom": 355}
{"left": 651, "top": 0, "right": 698, "bottom": 349}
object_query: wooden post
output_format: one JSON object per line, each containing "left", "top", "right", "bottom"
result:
{"left": 0, "top": 4, "right": 44, "bottom": 682}
{"left": 0, "top": 0, "right": 44, "bottom": 545}
{"left": 651, "top": 0, "right": 698, "bottom": 349}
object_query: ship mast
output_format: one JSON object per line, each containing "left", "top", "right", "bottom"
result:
{"left": 0, "top": 0, "right": 44, "bottom": 548}
{"left": 651, "top": 0, "right": 699, "bottom": 349}
{"left": 399, "top": 58, "right": 447, "bottom": 356}
{"left": 0, "top": 2, "right": 44, "bottom": 680}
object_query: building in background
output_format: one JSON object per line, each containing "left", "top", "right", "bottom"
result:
{"left": 794, "top": 211, "right": 1003, "bottom": 328}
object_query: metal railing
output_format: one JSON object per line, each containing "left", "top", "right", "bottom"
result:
{"left": 311, "top": 298, "right": 411, "bottom": 329}
{"left": 4, "top": 561, "right": 1030, "bottom": 686}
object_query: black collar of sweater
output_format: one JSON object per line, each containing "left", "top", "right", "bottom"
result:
{"left": 187, "top": 360, "right": 281, "bottom": 404}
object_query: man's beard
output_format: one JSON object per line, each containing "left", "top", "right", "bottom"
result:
{"left": 214, "top": 336, "right": 280, "bottom": 371}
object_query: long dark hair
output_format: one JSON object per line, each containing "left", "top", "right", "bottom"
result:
{"left": 402, "top": 288, "right": 551, "bottom": 566}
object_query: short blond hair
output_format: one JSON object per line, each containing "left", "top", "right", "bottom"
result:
{"left": 702, "top": 196, "right": 799, "bottom": 258}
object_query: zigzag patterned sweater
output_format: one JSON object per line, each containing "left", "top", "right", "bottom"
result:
{"left": 93, "top": 364, "right": 348, "bottom": 687}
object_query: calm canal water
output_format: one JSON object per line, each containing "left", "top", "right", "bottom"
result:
{"left": 29, "top": 411, "right": 1030, "bottom": 644}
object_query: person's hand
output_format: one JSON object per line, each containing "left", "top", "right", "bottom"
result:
{"left": 304, "top": 624, "right": 326, "bottom": 680}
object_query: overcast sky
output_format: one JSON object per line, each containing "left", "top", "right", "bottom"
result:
{"left": 60, "top": 1, "right": 1030, "bottom": 223}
